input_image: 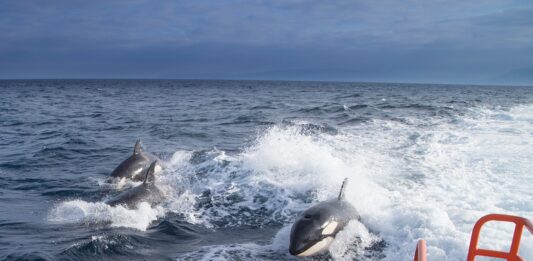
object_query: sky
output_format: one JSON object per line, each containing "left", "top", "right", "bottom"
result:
{"left": 1, "top": 0, "right": 532, "bottom": 85}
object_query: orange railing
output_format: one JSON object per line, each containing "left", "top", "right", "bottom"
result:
{"left": 414, "top": 239, "right": 427, "bottom": 261}
{"left": 467, "top": 214, "right": 533, "bottom": 261}
{"left": 413, "top": 214, "right": 532, "bottom": 261}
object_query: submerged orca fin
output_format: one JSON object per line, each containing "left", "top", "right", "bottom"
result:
{"left": 338, "top": 178, "right": 348, "bottom": 200}
{"left": 143, "top": 161, "right": 157, "bottom": 184}
{"left": 134, "top": 140, "right": 142, "bottom": 155}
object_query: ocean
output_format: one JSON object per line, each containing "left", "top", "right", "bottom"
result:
{"left": 0, "top": 80, "right": 532, "bottom": 260}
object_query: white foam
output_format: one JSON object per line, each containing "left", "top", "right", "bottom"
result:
{"left": 241, "top": 125, "right": 351, "bottom": 199}
{"left": 178, "top": 225, "right": 294, "bottom": 260}
{"left": 50, "top": 104, "right": 533, "bottom": 259}
{"left": 48, "top": 200, "right": 165, "bottom": 231}
{"left": 343, "top": 104, "right": 350, "bottom": 111}
{"left": 338, "top": 104, "right": 533, "bottom": 260}
{"left": 94, "top": 176, "right": 141, "bottom": 191}
{"left": 171, "top": 104, "right": 533, "bottom": 260}
{"left": 329, "top": 220, "right": 382, "bottom": 260}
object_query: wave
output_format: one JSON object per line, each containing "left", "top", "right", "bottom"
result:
{"left": 47, "top": 104, "right": 533, "bottom": 260}
{"left": 179, "top": 221, "right": 383, "bottom": 261}
{"left": 48, "top": 201, "right": 165, "bottom": 231}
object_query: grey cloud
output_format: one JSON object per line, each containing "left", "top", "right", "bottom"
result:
{"left": 0, "top": 0, "right": 532, "bottom": 84}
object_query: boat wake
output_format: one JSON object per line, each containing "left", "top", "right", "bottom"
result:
{"left": 48, "top": 104, "right": 533, "bottom": 260}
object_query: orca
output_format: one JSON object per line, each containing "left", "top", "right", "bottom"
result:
{"left": 289, "top": 178, "right": 359, "bottom": 257}
{"left": 106, "top": 161, "right": 163, "bottom": 208}
{"left": 109, "top": 140, "right": 161, "bottom": 182}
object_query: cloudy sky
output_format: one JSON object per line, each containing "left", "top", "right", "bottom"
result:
{"left": 1, "top": 0, "right": 532, "bottom": 84}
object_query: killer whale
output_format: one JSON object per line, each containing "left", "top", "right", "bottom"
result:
{"left": 106, "top": 161, "right": 163, "bottom": 208}
{"left": 109, "top": 140, "right": 161, "bottom": 182}
{"left": 289, "top": 178, "right": 359, "bottom": 257}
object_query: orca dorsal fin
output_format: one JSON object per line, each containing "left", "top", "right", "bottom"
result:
{"left": 338, "top": 178, "right": 348, "bottom": 200}
{"left": 143, "top": 161, "right": 157, "bottom": 184}
{"left": 134, "top": 140, "right": 142, "bottom": 155}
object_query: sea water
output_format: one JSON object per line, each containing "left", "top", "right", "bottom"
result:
{"left": 0, "top": 80, "right": 531, "bottom": 260}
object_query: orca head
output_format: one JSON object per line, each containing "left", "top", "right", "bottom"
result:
{"left": 289, "top": 206, "right": 339, "bottom": 256}
{"left": 289, "top": 179, "right": 349, "bottom": 256}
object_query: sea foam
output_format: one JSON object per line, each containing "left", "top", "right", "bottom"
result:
{"left": 49, "top": 104, "right": 532, "bottom": 260}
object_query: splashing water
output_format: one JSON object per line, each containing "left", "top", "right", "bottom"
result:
{"left": 2, "top": 80, "right": 531, "bottom": 260}
{"left": 48, "top": 104, "right": 533, "bottom": 259}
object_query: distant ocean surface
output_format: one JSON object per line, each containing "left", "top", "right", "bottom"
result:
{"left": 0, "top": 80, "right": 532, "bottom": 260}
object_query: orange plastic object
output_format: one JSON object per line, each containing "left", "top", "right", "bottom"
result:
{"left": 467, "top": 214, "right": 533, "bottom": 261}
{"left": 414, "top": 239, "right": 427, "bottom": 261}
{"left": 412, "top": 214, "right": 532, "bottom": 261}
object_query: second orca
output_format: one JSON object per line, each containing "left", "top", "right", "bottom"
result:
{"left": 106, "top": 161, "right": 163, "bottom": 208}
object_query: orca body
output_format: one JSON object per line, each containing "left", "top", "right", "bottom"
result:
{"left": 106, "top": 161, "right": 163, "bottom": 208}
{"left": 109, "top": 140, "right": 161, "bottom": 182}
{"left": 289, "top": 179, "right": 359, "bottom": 256}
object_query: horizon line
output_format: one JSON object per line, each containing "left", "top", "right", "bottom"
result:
{"left": 0, "top": 77, "right": 532, "bottom": 88}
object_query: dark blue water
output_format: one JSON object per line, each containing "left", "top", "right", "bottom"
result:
{"left": 1, "top": 80, "right": 532, "bottom": 260}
